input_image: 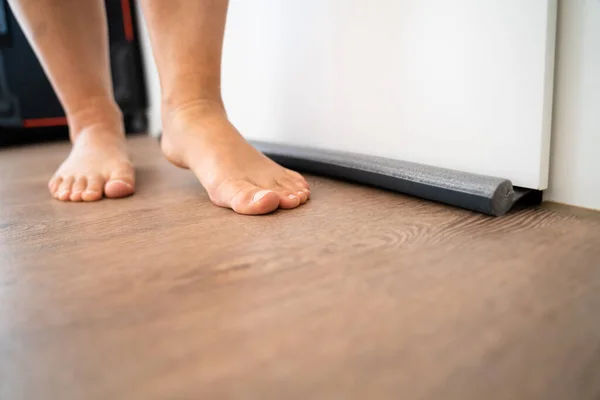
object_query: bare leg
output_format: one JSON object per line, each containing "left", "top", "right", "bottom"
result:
{"left": 8, "top": 0, "right": 135, "bottom": 201}
{"left": 140, "top": 0, "right": 310, "bottom": 215}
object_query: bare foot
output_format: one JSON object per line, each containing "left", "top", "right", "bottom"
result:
{"left": 48, "top": 107, "right": 135, "bottom": 202}
{"left": 161, "top": 100, "right": 310, "bottom": 215}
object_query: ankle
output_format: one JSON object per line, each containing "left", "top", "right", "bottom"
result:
{"left": 162, "top": 97, "right": 225, "bottom": 121}
{"left": 66, "top": 97, "right": 124, "bottom": 141}
{"left": 161, "top": 71, "right": 224, "bottom": 112}
{"left": 159, "top": 98, "right": 235, "bottom": 171}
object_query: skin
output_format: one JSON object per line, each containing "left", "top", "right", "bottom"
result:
{"left": 8, "top": 0, "right": 310, "bottom": 214}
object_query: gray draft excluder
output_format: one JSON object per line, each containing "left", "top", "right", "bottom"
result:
{"left": 253, "top": 141, "right": 532, "bottom": 217}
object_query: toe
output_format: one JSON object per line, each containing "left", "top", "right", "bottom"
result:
{"left": 104, "top": 162, "right": 135, "bottom": 199}
{"left": 283, "top": 171, "right": 311, "bottom": 201}
{"left": 277, "top": 191, "right": 302, "bottom": 209}
{"left": 303, "top": 187, "right": 311, "bottom": 200}
{"left": 57, "top": 177, "right": 75, "bottom": 201}
{"left": 295, "top": 190, "right": 308, "bottom": 203}
{"left": 48, "top": 176, "right": 62, "bottom": 198}
{"left": 294, "top": 184, "right": 310, "bottom": 203}
{"left": 82, "top": 175, "right": 104, "bottom": 202}
{"left": 214, "top": 180, "right": 280, "bottom": 215}
{"left": 285, "top": 184, "right": 308, "bottom": 204}
{"left": 70, "top": 177, "right": 87, "bottom": 202}
{"left": 278, "top": 179, "right": 309, "bottom": 204}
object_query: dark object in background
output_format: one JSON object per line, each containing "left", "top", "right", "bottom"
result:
{"left": 0, "top": 0, "right": 147, "bottom": 147}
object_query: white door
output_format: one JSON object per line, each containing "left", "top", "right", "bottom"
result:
{"left": 221, "top": 0, "right": 557, "bottom": 189}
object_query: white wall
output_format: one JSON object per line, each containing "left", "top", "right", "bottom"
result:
{"left": 135, "top": 4, "right": 161, "bottom": 138}
{"left": 221, "top": 0, "right": 556, "bottom": 190}
{"left": 545, "top": 0, "right": 600, "bottom": 210}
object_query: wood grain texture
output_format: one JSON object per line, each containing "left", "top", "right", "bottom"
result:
{"left": 1, "top": 136, "right": 599, "bottom": 400}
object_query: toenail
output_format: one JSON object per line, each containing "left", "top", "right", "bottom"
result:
{"left": 288, "top": 194, "right": 298, "bottom": 200}
{"left": 252, "top": 190, "right": 272, "bottom": 203}
{"left": 109, "top": 179, "right": 134, "bottom": 188}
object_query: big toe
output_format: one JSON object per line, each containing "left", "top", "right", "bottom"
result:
{"left": 104, "top": 163, "right": 135, "bottom": 199}
{"left": 213, "top": 180, "right": 280, "bottom": 215}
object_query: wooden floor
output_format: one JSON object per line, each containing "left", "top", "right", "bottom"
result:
{"left": 1, "top": 136, "right": 599, "bottom": 400}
